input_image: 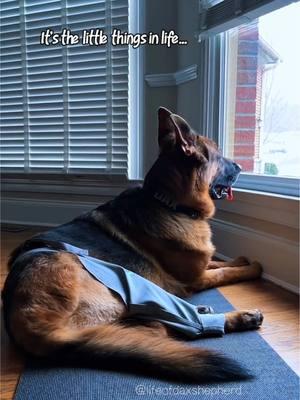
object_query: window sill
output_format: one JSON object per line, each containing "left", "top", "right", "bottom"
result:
{"left": 1, "top": 174, "right": 140, "bottom": 198}
{"left": 2, "top": 175, "right": 298, "bottom": 229}
{"left": 235, "top": 174, "right": 299, "bottom": 198}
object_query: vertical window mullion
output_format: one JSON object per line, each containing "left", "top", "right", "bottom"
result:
{"left": 62, "top": 0, "right": 69, "bottom": 173}
{"left": 20, "top": 1, "right": 29, "bottom": 172}
{"left": 105, "top": 0, "right": 113, "bottom": 173}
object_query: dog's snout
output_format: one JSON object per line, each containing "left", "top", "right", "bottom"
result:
{"left": 233, "top": 162, "right": 242, "bottom": 173}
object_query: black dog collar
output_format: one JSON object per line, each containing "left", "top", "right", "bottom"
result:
{"left": 143, "top": 188, "right": 201, "bottom": 220}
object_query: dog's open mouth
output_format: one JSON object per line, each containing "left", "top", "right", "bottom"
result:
{"left": 210, "top": 185, "right": 234, "bottom": 201}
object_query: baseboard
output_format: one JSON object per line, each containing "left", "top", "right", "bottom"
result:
{"left": 262, "top": 272, "right": 300, "bottom": 295}
{"left": 212, "top": 218, "right": 296, "bottom": 248}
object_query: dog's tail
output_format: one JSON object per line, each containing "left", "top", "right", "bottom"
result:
{"left": 52, "top": 322, "right": 251, "bottom": 382}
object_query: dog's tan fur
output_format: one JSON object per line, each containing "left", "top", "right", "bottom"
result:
{"left": 2, "top": 107, "right": 263, "bottom": 382}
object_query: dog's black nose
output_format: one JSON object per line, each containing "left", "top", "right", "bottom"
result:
{"left": 233, "top": 162, "right": 242, "bottom": 172}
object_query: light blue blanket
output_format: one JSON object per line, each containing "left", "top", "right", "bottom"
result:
{"left": 20, "top": 242, "right": 225, "bottom": 338}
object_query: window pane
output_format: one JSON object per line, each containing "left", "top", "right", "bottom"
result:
{"left": 221, "top": 2, "right": 300, "bottom": 178}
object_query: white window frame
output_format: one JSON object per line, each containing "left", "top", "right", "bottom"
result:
{"left": 128, "top": 0, "right": 145, "bottom": 180}
{"left": 199, "top": 25, "right": 300, "bottom": 198}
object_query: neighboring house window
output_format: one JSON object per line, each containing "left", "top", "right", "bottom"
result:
{"left": 1, "top": 0, "right": 130, "bottom": 176}
{"left": 199, "top": 0, "right": 300, "bottom": 196}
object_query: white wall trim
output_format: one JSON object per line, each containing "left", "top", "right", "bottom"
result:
{"left": 175, "top": 64, "right": 198, "bottom": 85}
{"left": 145, "top": 64, "right": 197, "bottom": 87}
{"left": 145, "top": 71, "right": 176, "bottom": 87}
{"left": 212, "top": 218, "right": 297, "bottom": 248}
{"left": 216, "top": 189, "right": 299, "bottom": 230}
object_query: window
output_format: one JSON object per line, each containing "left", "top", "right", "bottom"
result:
{"left": 199, "top": 0, "right": 300, "bottom": 196}
{"left": 1, "top": 0, "right": 130, "bottom": 176}
{"left": 221, "top": 3, "right": 300, "bottom": 179}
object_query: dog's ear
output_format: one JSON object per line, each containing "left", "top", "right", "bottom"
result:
{"left": 158, "top": 107, "right": 197, "bottom": 157}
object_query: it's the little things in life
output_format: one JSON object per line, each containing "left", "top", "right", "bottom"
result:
{"left": 40, "top": 28, "right": 188, "bottom": 48}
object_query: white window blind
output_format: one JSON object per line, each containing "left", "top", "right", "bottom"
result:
{"left": 198, "top": 0, "right": 299, "bottom": 38}
{"left": 0, "top": 0, "right": 129, "bottom": 175}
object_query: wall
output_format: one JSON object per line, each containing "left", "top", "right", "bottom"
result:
{"left": 142, "top": 0, "right": 178, "bottom": 175}
{"left": 176, "top": 0, "right": 202, "bottom": 131}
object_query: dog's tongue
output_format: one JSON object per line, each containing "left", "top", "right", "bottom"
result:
{"left": 227, "top": 187, "right": 234, "bottom": 201}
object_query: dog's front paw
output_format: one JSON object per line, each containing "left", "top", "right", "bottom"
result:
{"left": 225, "top": 309, "right": 264, "bottom": 332}
{"left": 239, "top": 309, "right": 264, "bottom": 329}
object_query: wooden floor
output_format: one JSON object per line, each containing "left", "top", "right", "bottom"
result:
{"left": 1, "top": 227, "right": 299, "bottom": 400}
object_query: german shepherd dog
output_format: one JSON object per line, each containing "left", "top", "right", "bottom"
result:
{"left": 2, "top": 107, "right": 263, "bottom": 382}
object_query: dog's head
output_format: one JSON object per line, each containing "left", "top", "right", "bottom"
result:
{"left": 144, "top": 107, "right": 241, "bottom": 217}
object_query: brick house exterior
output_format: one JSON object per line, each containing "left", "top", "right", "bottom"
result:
{"left": 232, "top": 21, "right": 279, "bottom": 172}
